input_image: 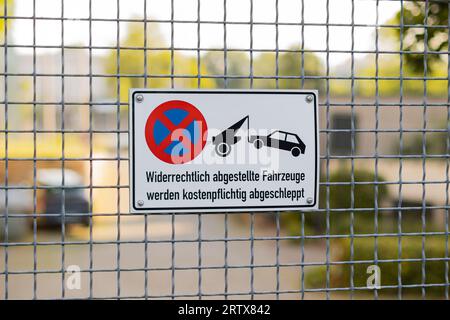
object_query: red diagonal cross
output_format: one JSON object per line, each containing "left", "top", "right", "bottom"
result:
{"left": 156, "top": 112, "right": 197, "bottom": 155}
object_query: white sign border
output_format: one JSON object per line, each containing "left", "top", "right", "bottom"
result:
{"left": 129, "top": 89, "right": 319, "bottom": 213}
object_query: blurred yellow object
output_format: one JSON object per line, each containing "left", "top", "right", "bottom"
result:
{"left": 0, "top": 134, "right": 88, "bottom": 159}
{"left": 0, "top": 135, "right": 89, "bottom": 186}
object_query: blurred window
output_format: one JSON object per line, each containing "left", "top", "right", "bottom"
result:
{"left": 330, "top": 113, "right": 357, "bottom": 156}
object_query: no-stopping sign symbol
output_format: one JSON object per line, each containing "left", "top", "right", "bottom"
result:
{"left": 145, "top": 100, "right": 208, "bottom": 164}
{"left": 131, "top": 90, "right": 319, "bottom": 213}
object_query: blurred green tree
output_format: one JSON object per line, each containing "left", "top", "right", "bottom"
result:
{"left": 104, "top": 21, "right": 215, "bottom": 102}
{"left": 352, "top": 4, "right": 448, "bottom": 98}
{"left": 393, "top": 119, "right": 449, "bottom": 156}
{"left": 278, "top": 49, "right": 324, "bottom": 90}
{"left": 253, "top": 48, "right": 324, "bottom": 90}
{"left": 201, "top": 51, "right": 251, "bottom": 88}
{"left": 355, "top": 54, "right": 447, "bottom": 97}
{"left": 393, "top": 1, "right": 448, "bottom": 73}
{"left": 0, "top": 0, "right": 13, "bottom": 39}
{"left": 202, "top": 47, "right": 324, "bottom": 90}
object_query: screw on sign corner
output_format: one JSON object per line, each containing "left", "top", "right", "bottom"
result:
{"left": 136, "top": 94, "right": 144, "bottom": 103}
{"left": 306, "top": 95, "right": 313, "bottom": 103}
{"left": 137, "top": 200, "right": 144, "bottom": 207}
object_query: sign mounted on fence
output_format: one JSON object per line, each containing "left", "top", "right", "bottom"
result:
{"left": 129, "top": 90, "right": 319, "bottom": 213}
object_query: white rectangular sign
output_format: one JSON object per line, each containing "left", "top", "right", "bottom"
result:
{"left": 129, "top": 90, "right": 319, "bottom": 213}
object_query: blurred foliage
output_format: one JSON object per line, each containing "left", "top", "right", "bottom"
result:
{"left": 393, "top": 120, "right": 450, "bottom": 155}
{"left": 202, "top": 51, "right": 251, "bottom": 89}
{"left": 0, "top": 0, "right": 13, "bottom": 39}
{"left": 306, "top": 237, "right": 450, "bottom": 296}
{"left": 355, "top": 56, "right": 447, "bottom": 98}
{"left": 102, "top": 6, "right": 448, "bottom": 100}
{"left": 202, "top": 47, "right": 324, "bottom": 90}
{"left": 333, "top": 53, "right": 447, "bottom": 98}
{"left": 331, "top": 1, "right": 448, "bottom": 98}
{"left": 105, "top": 22, "right": 325, "bottom": 100}
{"left": 253, "top": 49, "right": 324, "bottom": 90}
{"left": 323, "top": 168, "right": 389, "bottom": 211}
{"left": 104, "top": 22, "right": 215, "bottom": 102}
{"left": 282, "top": 168, "right": 390, "bottom": 236}
{"left": 393, "top": 1, "right": 448, "bottom": 73}
{"left": 282, "top": 166, "right": 443, "bottom": 238}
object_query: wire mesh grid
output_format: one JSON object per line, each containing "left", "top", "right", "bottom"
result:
{"left": 0, "top": 0, "right": 449, "bottom": 299}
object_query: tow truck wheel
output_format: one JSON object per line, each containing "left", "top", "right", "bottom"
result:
{"left": 291, "top": 147, "right": 301, "bottom": 157}
{"left": 254, "top": 139, "right": 264, "bottom": 149}
{"left": 215, "top": 142, "right": 231, "bottom": 157}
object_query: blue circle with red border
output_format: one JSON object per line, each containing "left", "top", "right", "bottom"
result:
{"left": 145, "top": 100, "right": 208, "bottom": 164}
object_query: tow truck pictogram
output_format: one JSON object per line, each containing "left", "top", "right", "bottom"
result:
{"left": 212, "top": 116, "right": 306, "bottom": 157}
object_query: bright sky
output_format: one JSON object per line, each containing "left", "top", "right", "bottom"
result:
{"left": 11, "top": 0, "right": 400, "bottom": 66}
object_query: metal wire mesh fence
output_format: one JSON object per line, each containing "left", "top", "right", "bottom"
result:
{"left": 0, "top": 0, "right": 449, "bottom": 299}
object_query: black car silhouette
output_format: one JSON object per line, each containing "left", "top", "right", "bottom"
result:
{"left": 249, "top": 130, "right": 306, "bottom": 157}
